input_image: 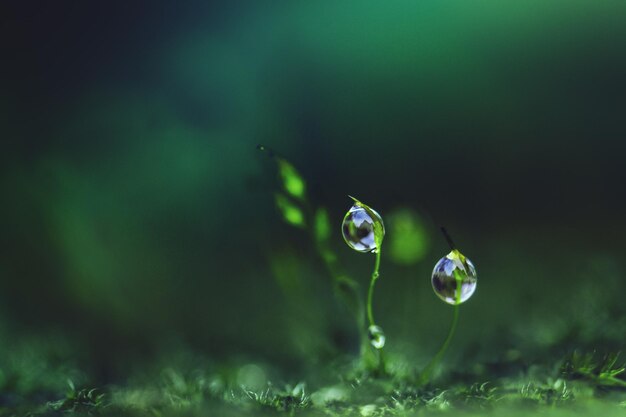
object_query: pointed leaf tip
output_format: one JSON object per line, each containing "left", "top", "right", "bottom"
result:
{"left": 277, "top": 159, "right": 306, "bottom": 200}
{"left": 275, "top": 193, "right": 305, "bottom": 228}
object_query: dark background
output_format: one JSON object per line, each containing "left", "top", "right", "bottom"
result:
{"left": 1, "top": 0, "right": 625, "bottom": 382}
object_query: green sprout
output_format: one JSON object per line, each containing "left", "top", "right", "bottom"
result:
{"left": 341, "top": 196, "right": 387, "bottom": 373}
{"left": 258, "top": 146, "right": 481, "bottom": 380}
{"left": 47, "top": 380, "right": 106, "bottom": 414}
{"left": 561, "top": 351, "right": 626, "bottom": 388}
{"left": 419, "top": 227, "right": 477, "bottom": 385}
{"left": 257, "top": 145, "right": 368, "bottom": 360}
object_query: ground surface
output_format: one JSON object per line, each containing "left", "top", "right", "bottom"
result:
{"left": 2, "top": 340, "right": 625, "bottom": 417}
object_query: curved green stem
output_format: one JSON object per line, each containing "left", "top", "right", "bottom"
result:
{"left": 419, "top": 303, "right": 459, "bottom": 384}
{"left": 419, "top": 269, "right": 463, "bottom": 385}
{"left": 366, "top": 249, "right": 386, "bottom": 373}
{"left": 367, "top": 249, "right": 381, "bottom": 326}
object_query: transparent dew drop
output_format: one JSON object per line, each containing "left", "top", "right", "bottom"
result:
{"left": 368, "top": 325, "right": 386, "bottom": 349}
{"left": 342, "top": 204, "right": 385, "bottom": 253}
{"left": 431, "top": 250, "right": 477, "bottom": 305}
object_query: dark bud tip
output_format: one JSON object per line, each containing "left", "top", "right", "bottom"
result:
{"left": 440, "top": 226, "right": 457, "bottom": 251}
{"left": 256, "top": 144, "right": 275, "bottom": 158}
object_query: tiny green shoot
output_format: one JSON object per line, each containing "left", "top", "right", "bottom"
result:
{"left": 342, "top": 196, "right": 387, "bottom": 373}
{"left": 257, "top": 145, "right": 368, "bottom": 360}
{"left": 419, "top": 227, "right": 475, "bottom": 385}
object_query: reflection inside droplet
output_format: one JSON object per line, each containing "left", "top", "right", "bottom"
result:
{"left": 342, "top": 204, "right": 384, "bottom": 253}
{"left": 431, "top": 250, "right": 477, "bottom": 305}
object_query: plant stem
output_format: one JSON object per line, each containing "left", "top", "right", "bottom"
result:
{"left": 419, "top": 303, "right": 459, "bottom": 385}
{"left": 440, "top": 226, "right": 456, "bottom": 250}
{"left": 367, "top": 249, "right": 386, "bottom": 373}
{"left": 419, "top": 269, "right": 463, "bottom": 385}
{"left": 309, "top": 210, "right": 365, "bottom": 337}
{"left": 367, "top": 249, "right": 381, "bottom": 326}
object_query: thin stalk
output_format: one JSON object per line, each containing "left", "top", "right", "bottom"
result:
{"left": 308, "top": 207, "right": 365, "bottom": 340}
{"left": 440, "top": 226, "right": 456, "bottom": 250}
{"left": 367, "top": 248, "right": 386, "bottom": 373}
{"left": 419, "top": 229, "right": 463, "bottom": 385}
{"left": 367, "top": 249, "right": 381, "bottom": 326}
{"left": 314, "top": 236, "right": 366, "bottom": 341}
{"left": 418, "top": 302, "right": 460, "bottom": 385}
{"left": 259, "top": 146, "right": 368, "bottom": 357}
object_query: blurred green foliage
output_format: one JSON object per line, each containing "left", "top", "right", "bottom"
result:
{"left": 277, "top": 159, "right": 306, "bottom": 201}
{"left": 1, "top": 0, "right": 626, "bottom": 414}
{"left": 387, "top": 209, "right": 430, "bottom": 266}
{"left": 275, "top": 194, "right": 306, "bottom": 228}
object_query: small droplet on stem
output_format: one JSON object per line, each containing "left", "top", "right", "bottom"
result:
{"left": 368, "top": 325, "right": 386, "bottom": 349}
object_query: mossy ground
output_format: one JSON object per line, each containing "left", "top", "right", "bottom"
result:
{"left": 2, "top": 337, "right": 625, "bottom": 417}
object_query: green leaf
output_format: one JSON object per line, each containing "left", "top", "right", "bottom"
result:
{"left": 314, "top": 208, "right": 331, "bottom": 242}
{"left": 277, "top": 158, "right": 306, "bottom": 200}
{"left": 275, "top": 194, "right": 305, "bottom": 228}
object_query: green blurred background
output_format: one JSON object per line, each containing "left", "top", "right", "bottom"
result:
{"left": 1, "top": 0, "right": 625, "bottom": 384}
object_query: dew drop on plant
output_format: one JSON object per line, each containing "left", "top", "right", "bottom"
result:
{"left": 368, "top": 325, "right": 386, "bottom": 349}
{"left": 342, "top": 204, "right": 384, "bottom": 253}
{"left": 431, "top": 250, "right": 477, "bottom": 305}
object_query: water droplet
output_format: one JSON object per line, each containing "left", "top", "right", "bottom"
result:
{"left": 368, "top": 325, "right": 386, "bottom": 349}
{"left": 431, "top": 250, "right": 477, "bottom": 305}
{"left": 342, "top": 204, "right": 384, "bottom": 253}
